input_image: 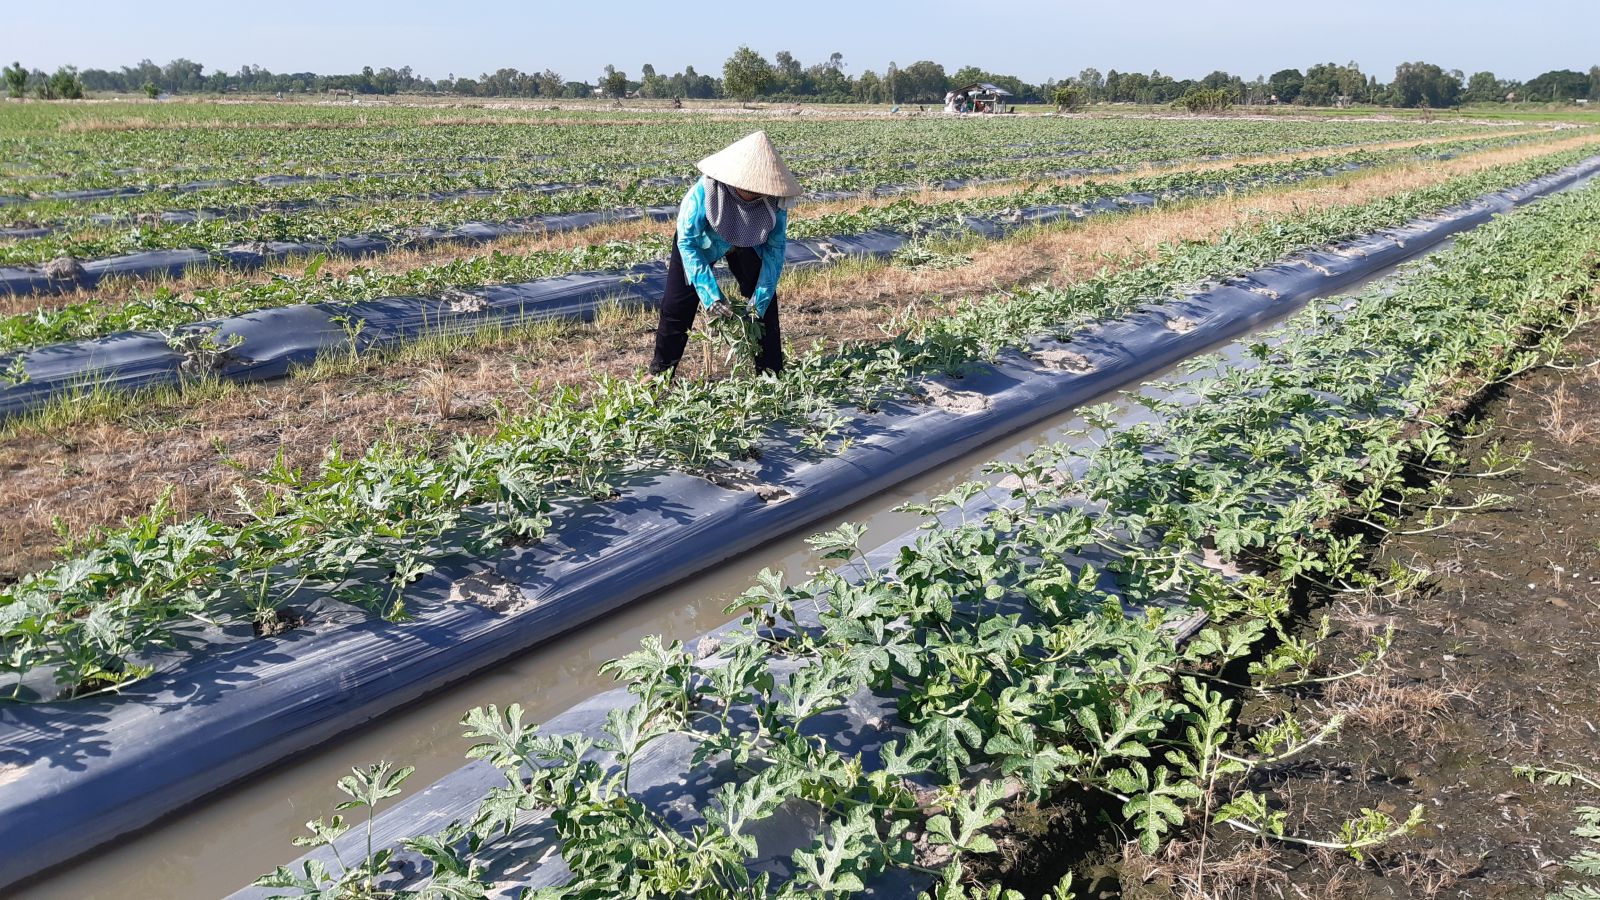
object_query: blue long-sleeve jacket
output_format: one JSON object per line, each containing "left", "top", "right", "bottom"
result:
{"left": 676, "top": 176, "right": 788, "bottom": 316}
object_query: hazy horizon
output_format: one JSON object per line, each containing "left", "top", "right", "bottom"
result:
{"left": 6, "top": 0, "right": 1597, "bottom": 86}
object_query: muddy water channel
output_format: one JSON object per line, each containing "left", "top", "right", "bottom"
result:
{"left": 13, "top": 263, "right": 1418, "bottom": 900}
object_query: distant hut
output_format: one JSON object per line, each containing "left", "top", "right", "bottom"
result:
{"left": 951, "top": 82, "right": 1014, "bottom": 114}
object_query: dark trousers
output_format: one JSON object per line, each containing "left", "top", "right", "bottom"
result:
{"left": 650, "top": 236, "right": 783, "bottom": 376}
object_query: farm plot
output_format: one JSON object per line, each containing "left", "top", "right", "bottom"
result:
{"left": 5, "top": 105, "right": 1600, "bottom": 897}
{"left": 0, "top": 130, "right": 1590, "bottom": 428}
{"left": 0, "top": 137, "right": 1540, "bottom": 352}
{"left": 2, "top": 141, "right": 1597, "bottom": 893}
{"left": 0, "top": 104, "right": 1505, "bottom": 195}
{"left": 0, "top": 125, "right": 1535, "bottom": 244}
{"left": 2, "top": 146, "right": 1591, "bottom": 700}
{"left": 0, "top": 133, "right": 1577, "bottom": 598}
{"left": 236, "top": 167, "right": 1600, "bottom": 900}
{"left": 0, "top": 111, "right": 1539, "bottom": 282}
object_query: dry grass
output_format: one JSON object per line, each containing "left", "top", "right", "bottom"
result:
{"left": 1319, "top": 674, "right": 1461, "bottom": 741}
{"left": 1, "top": 135, "right": 1597, "bottom": 581}
{"left": 416, "top": 364, "right": 456, "bottom": 420}
{"left": 1118, "top": 838, "right": 1292, "bottom": 900}
{"left": 1538, "top": 380, "right": 1600, "bottom": 445}
{"left": 0, "top": 309, "right": 641, "bottom": 580}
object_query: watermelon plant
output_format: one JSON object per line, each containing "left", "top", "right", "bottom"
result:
{"left": 2, "top": 149, "right": 1595, "bottom": 701}
{"left": 0, "top": 124, "right": 1559, "bottom": 268}
{"left": 255, "top": 178, "right": 1600, "bottom": 896}
{"left": 0, "top": 131, "right": 1579, "bottom": 354}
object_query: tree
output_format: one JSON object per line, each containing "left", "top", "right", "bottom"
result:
{"left": 1104, "top": 70, "right": 1123, "bottom": 101}
{"left": 950, "top": 65, "right": 986, "bottom": 88}
{"left": 677, "top": 65, "right": 716, "bottom": 99}
{"left": 3, "top": 62, "right": 25, "bottom": 99}
{"left": 37, "top": 66, "right": 85, "bottom": 100}
{"left": 1590, "top": 65, "right": 1600, "bottom": 101}
{"left": 1176, "top": 87, "right": 1231, "bottom": 112}
{"left": 1144, "top": 69, "right": 1185, "bottom": 103}
{"left": 1244, "top": 76, "right": 1270, "bottom": 106}
{"left": 1391, "top": 61, "right": 1461, "bottom": 108}
{"left": 1464, "top": 71, "right": 1501, "bottom": 104}
{"left": 946, "top": 66, "right": 1029, "bottom": 101}
{"left": 162, "top": 58, "right": 205, "bottom": 93}
{"left": 638, "top": 63, "right": 670, "bottom": 99}
{"left": 1076, "top": 67, "right": 1104, "bottom": 102}
{"left": 772, "top": 50, "right": 806, "bottom": 94}
{"left": 899, "top": 60, "right": 948, "bottom": 103}
{"left": 143, "top": 81, "right": 159, "bottom": 99}
{"left": 1268, "top": 68, "right": 1303, "bottom": 103}
{"left": 1522, "top": 69, "right": 1590, "bottom": 102}
{"left": 855, "top": 69, "right": 882, "bottom": 103}
{"left": 535, "top": 69, "right": 563, "bottom": 98}
{"left": 1052, "top": 85, "right": 1085, "bottom": 112}
{"left": 601, "top": 65, "right": 628, "bottom": 98}
{"left": 371, "top": 66, "right": 401, "bottom": 95}
{"left": 808, "top": 52, "right": 848, "bottom": 99}
{"left": 722, "top": 46, "right": 774, "bottom": 100}
{"left": 478, "top": 68, "right": 538, "bottom": 97}
{"left": 1301, "top": 63, "right": 1343, "bottom": 106}
{"left": 1117, "top": 71, "right": 1150, "bottom": 103}
{"left": 1337, "top": 61, "right": 1368, "bottom": 102}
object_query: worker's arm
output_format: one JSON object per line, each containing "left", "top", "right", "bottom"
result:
{"left": 676, "top": 178, "right": 724, "bottom": 311}
{"left": 750, "top": 207, "right": 788, "bottom": 317}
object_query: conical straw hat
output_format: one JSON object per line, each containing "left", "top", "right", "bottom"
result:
{"left": 696, "top": 131, "right": 802, "bottom": 199}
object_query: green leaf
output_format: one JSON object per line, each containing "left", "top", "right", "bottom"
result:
{"left": 792, "top": 805, "right": 876, "bottom": 894}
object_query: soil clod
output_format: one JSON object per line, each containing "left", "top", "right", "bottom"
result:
{"left": 447, "top": 570, "right": 527, "bottom": 612}
{"left": 252, "top": 607, "right": 306, "bottom": 638}
{"left": 42, "top": 255, "right": 85, "bottom": 280}
{"left": 921, "top": 379, "right": 991, "bottom": 413}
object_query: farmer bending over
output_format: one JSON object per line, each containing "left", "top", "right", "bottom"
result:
{"left": 649, "top": 131, "right": 802, "bottom": 377}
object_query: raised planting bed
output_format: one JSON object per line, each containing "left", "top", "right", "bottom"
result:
{"left": 1, "top": 111, "right": 1498, "bottom": 201}
{"left": 3, "top": 157, "right": 1596, "bottom": 890}
{"left": 0, "top": 139, "right": 1567, "bottom": 420}
{"left": 233, "top": 178, "right": 1600, "bottom": 898}
{"left": 0, "top": 131, "right": 1551, "bottom": 297}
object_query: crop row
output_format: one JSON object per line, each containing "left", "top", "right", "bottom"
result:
{"left": 252, "top": 172, "right": 1600, "bottom": 899}
{"left": 1, "top": 118, "right": 1530, "bottom": 229}
{"left": 0, "top": 143, "right": 1131, "bottom": 230}
{"left": 2, "top": 147, "right": 1592, "bottom": 701}
{"left": 0, "top": 127, "right": 1544, "bottom": 266}
{"left": 0, "top": 134, "right": 1568, "bottom": 353}
{"left": 0, "top": 144, "right": 1101, "bottom": 232}
{"left": 0, "top": 110, "right": 1501, "bottom": 195}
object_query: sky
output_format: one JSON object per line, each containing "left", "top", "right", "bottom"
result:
{"left": 5, "top": 0, "right": 1597, "bottom": 85}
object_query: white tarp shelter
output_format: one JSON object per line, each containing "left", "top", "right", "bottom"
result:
{"left": 945, "top": 82, "right": 1014, "bottom": 114}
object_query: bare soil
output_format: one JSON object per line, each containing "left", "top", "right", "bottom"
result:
{"left": 1107, "top": 314, "right": 1600, "bottom": 899}
{"left": 251, "top": 607, "right": 304, "bottom": 638}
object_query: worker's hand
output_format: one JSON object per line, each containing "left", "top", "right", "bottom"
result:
{"left": 705, "top": 300, "right": 735, "bottom": 320}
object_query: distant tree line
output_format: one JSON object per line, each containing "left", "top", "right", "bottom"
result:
{"left": 6, "top": 50, "right": 1599, "bottom": 109}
